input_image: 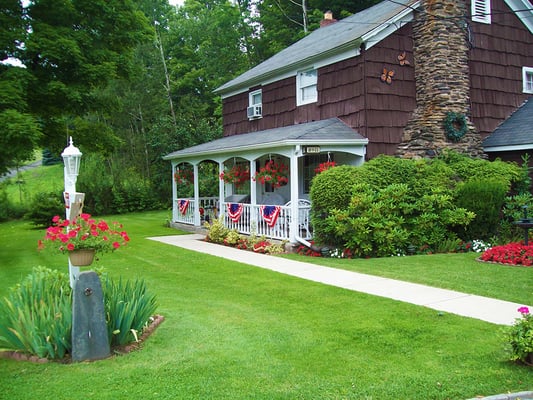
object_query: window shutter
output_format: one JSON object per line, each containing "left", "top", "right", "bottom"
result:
{"left": 472, "top": 0, "right": 491, "bottom": 24}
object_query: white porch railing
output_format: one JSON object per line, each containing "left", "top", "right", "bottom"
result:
{"left": 175, "top": 197, "right": 219, "bottom": 225}
{"left": 174, "top": 198, "right": 312, "bottom": 241}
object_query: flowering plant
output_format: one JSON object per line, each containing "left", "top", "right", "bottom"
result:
{"left": 253, "top": 160, "right": 289, "bottom": 188}
{"left": 315, "top": 161, "right": 336, "bottom": 174}
{"left": 174, "top": 168, "right": 193, "bottom": 185}
{"left": 219, "top": 164, "right": 250, "bottom": 188}
{"left": 480, "top": 242, "right": 533, "bottom": 266}
{"left": 504, "top": 306, "right": 533, "bottom": 365}
{"left": 38, "top": 213, "right": 130, "bottom": 254}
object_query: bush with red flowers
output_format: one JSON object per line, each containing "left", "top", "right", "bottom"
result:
{"left": 480, "top": 242, "right": 533, "bottom": 266}
{"left": 38, "top": 213, "right": 130, "bottom": 255}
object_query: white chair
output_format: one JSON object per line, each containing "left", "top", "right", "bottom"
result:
{"left": 285, "top": 199, "right": 312, "bottom": 239}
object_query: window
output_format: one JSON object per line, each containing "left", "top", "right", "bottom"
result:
{"left": 523, "top": 67, "right": 533, "bottom": 94}
{"left": 472, "top": 0, "right": 491, "bottom": 24}
{"left": 247, "top": 89, "right": 262, "bottom": 119}
{"left": 297, "top": 69, "right": 317, "bottom": 106}
{"left": 303, "top": 153, "right": 331, "bottom": 194}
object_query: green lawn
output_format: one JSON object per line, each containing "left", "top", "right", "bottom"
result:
{"left": 0, "top": 210, "right": 531, "bottom": 399}
{"left": 3, "top": 163, "right": 64, "bottom": 205}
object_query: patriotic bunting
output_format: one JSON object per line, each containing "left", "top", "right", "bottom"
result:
{"left": 227, "top": 203, "right": 244, "bottom": 222}
{"left": 178, "top": 199, "right": 189, "bottom": 215}
{"left": 260, "top": 205, "right": 281, "bottom": 228}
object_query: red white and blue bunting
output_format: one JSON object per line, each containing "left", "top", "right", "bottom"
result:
{"left": 227, "top": 203, "right": 244, "bottom": 222}
{"left": 178, "top": 199, "right": 189, "bottom": 215}
{"left": 260, "top": 205, "right": 281, "bottom": 228}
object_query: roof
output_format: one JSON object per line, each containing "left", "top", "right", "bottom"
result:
{"left": 163, "top": 118, "right": 368, "bottom": 160}
{"left": 214, "top": 0, "right": 420, "bottom": 96}
{"left": 483, "top": 98, "right": 533, "bottom": 151}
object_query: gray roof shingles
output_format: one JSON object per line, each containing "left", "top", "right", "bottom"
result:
{"left": 214, "top": 0, "right": 419, "bottom": 94}
{"left": 163, "top": 118, "right": 367, "bottom": 160}
{"left": 483, "top": 98, "right": 533, "bottom": 149}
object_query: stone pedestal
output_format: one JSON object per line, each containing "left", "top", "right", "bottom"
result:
{"left": 72, "top": 271, "right": 110, "bottom": 362}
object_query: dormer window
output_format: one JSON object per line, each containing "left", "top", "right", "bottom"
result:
{"left": 247, "top": 89, "right": 262, "bottom": 119}
{"left": 472, "top": 0, "right": 491, "bottom": 24}
{"left": 297, "top": 69, "right": 318, "bottom": 106}
{"left": 523, "top": 67, "right": 533, "bottom": 94}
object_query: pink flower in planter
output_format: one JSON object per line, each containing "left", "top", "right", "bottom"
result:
{"left": 518, "top": 306, "right": 530, "bottom": 315}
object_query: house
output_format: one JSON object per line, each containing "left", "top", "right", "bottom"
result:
{"left": 164, "top": 0, "right": 533, "bottom": 245}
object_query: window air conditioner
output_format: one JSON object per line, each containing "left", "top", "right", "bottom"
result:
{"left": 247, "top": 105, "right": 262, "bottom": 119}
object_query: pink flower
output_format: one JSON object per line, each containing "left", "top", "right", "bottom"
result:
{"left": 112, "top": 242, "right": 120, "bottom": 249}
{"left": 518, "top": 306, "right": 530, "bottom": 314}
{"left": 67, "top": 243, "right": 75, "bottom": 251}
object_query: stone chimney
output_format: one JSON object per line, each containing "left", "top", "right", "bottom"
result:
{"left": 320, "top": 10, "right": 337, "bottom": 27}
{"left": 396, "top": 0, "right": 483, "bottom": 158}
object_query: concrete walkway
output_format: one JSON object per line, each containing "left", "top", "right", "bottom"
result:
{"left": 149, "top": 234, "right": 530, "bottom": 326}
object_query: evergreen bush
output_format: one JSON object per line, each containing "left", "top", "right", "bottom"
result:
{"left": 25, "top": 190, "right": 64, "bottom": 227}
{"left": 454, "top": 179, "right": 509, "bottom": 241}
{"left": 310, "top": 165, "right": 361, "bottom": 241}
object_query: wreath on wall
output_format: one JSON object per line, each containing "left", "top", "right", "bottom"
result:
{"left": 443, "top": 112, "right": 468, "bottom": 142}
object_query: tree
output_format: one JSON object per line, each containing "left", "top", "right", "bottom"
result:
{"left": 21, "top": 0, "right": 153, "bottom": 153}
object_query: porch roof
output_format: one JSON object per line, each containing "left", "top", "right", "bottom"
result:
{"left": 163, "top": 118, "right": 368, "bottom": 162}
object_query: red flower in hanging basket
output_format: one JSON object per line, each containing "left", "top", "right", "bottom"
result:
{"left": 174, "top": 168, "right": 193, "bottom": 185}
{"left": 253, "top": 160, "right": 289, "bottom": 188}
{"left": 315, "top": 161, "right": 337, "bottom": 174}
{"left": 220, "top": 164, "right": 251, "bottom": 188}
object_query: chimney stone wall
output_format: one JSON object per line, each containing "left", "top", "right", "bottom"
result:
{"left": 397, "top": 0, "right": 483, "bottom": 158}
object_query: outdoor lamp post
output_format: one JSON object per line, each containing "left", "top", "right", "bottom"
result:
{"left": 61, "top": 137, "right": 83, "bottom": 287}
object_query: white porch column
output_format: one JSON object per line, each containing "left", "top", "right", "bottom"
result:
{"left": 250, "top": 159, "right": 257, "bottom": 228}
{"left": 193, "top": 163, "right": 200, "bottom": 226}
{"left": 289, "top": 152, "right": 299, "bottom": 243}
{"left": 218, "top": 161, "right": 225, "bottom": 220}
{"left": 171, "top": 161, "right": 178, "bottom": 222}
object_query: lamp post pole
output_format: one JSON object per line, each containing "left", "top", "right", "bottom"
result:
{"left": 61, "top": 137, "right": 83, "bottom": 287}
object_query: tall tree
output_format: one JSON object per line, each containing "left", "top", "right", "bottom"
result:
{"left": 21, "top": 0, "right": 153, "bottom": 153}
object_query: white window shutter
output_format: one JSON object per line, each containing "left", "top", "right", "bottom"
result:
{"left": 472, "top": 0, "right": 491, "bottom": 24}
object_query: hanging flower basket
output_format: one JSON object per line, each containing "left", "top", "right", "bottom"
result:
{"left": 69, "top": 249, "right": 96, "bottom": 266}
{"left": 254, "top": 160, "right": 289, "bottom": 188}
{"left": 220, "top": 164, "right": 250, "bottom": 188}
{"left": 174, "top": 168, "right": 193, "bottom": 185}
{"left": 315, "top": 161, "right": 337, "bottom": 174}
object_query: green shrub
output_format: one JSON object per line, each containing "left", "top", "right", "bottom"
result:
{"left": 454, "top": 179, "right": 508, "bottom": 241}
{"left": 438, "top": 150, "right": 522, "bottom": 188}
{"left": 310, "top": 165, "right": 361, "bottom": 240}
{"left": 310, "top": 153, "right": 523, "bottom": 256}
{"left": 499, "top": 192, "right": 533, "bottom": 243}
{"left": 0, "top": 184, "right": 26, "bottom": 221}
{"left": 204, "top": 217, "right": 229, "bottom": 244}
{"left": 103, "top": 277, "right": 158, "bottom": 347}
{"left": 113, "top": 177, "right": 161, "bottom": 214}
{"left": 76, "top": 154, "right": 116, "bottom": 215}
{"left": 322, "top": 182, "right": 474, "bottom": 257}
{"left": 24, "top": 190, "right": 64, "bottom": 227}
{"left": 0, "top": 267, "right": 72, "bottom": 359}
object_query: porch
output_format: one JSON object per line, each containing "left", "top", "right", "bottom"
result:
{"left": 163, "top": 118, "right": 368, "bottom": 244}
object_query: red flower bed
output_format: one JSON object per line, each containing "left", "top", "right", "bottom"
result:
{"left": 480, "top": 242, "right": 533, "bottom": 266}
